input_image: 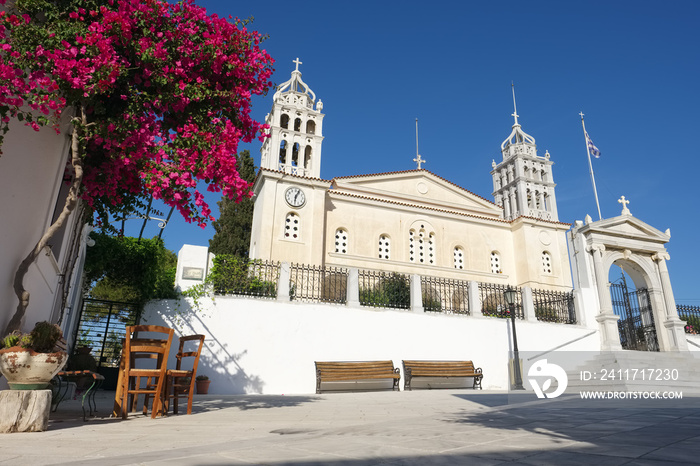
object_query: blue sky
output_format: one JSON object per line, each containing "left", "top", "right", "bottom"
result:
{"left": 129, "top": 0, "right": 700, "bottom": 303}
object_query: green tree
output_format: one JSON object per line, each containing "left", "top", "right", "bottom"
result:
{"left": 209, "top": 150, "right": 257, "bottom": 258}
{"left": 84, "top": 234, "right": 178, "bottom": 305}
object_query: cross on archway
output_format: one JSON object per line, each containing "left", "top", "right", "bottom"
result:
{"left": 618, "top": 196, "right": 631, "bottom": 215}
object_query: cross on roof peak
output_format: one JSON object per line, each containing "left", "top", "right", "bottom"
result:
{"left": 414, "top": 153, "right": 426, "bottom": 169}
{"left": 293, "top": 57, "right": 302, "bottom": 72}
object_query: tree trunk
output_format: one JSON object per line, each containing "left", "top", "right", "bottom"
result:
{"left": 3, "top": 108, "right": 85, "bottom": 335}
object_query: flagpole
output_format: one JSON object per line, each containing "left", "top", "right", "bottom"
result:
{"left": 580, "top": 112, "right": 602, "bottom": 221}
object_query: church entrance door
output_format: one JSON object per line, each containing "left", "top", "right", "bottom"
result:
{"left": 610, "top": 282, "right": 659, "bottom": 352}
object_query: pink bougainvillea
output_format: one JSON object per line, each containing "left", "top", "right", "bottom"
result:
{"left": 0, "top": 0, "right": 274, "bottom": 227}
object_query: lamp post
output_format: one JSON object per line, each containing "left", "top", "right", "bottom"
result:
{"left": 504, "top": 286, "right": 524, "bottom": 390}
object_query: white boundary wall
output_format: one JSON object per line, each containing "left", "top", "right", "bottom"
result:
{"left": 143, "top": 296, "right": 600, "bottom": 395}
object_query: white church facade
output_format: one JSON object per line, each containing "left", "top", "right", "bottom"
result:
{"left": 249, "top": 63, "right": 572, "bottom": 293}
{"left": 160, "top": 61, "right": 696, "bottom": 395}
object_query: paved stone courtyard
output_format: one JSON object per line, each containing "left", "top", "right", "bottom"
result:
{"left": 1, "top": 390, "right": 700, "bottom": 465}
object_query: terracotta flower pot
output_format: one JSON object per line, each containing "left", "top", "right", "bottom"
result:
{"left": 195, "top": 379, "right": 211, "bottom": 394}
{"left": 0, "top": 347, "right": 67, "bottom": 390}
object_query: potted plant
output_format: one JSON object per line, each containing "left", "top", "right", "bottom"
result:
{"left": 195, "top": 374, "right": 211, "bottom": 394}
{"left": 0, "top": 321, "right": 68, "bottom": 390}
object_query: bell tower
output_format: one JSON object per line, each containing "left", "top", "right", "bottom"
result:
{"left": 260, "top": 58, "right": 324, "bottom": 178}
{"left": 491, "top": 87, "right": 559, "bottom": 221}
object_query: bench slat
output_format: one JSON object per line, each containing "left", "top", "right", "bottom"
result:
{"left": 402, "top": 360, "right": 483, "bottom": 390}
{"left": 315, "top": 361, "right": 400, "bottom": 393}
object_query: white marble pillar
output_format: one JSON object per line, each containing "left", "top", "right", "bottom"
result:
{"left": 652, "top": 253, "right": 688, "bottom": 351}
{"left": 588, "top": 244, "right": 622, "bottom": 351}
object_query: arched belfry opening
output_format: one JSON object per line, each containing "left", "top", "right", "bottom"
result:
{"left": 568, "top": 203, "right": 688, "bottom": 352}
{"left": 304, "top": 146, "right": 312, "bottom": 171}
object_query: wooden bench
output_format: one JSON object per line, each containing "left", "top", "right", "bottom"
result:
{"left": 402, "top": 360, "right": 483, "bottom": 391}
{"left": 315, "top": 361, "right": 401, "bottom": 393}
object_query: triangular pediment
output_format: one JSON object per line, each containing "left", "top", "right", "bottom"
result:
{"left": 331, "top": 169, "right": 502, "bottom": 218}
{"left": 580, "top": 214, "right": 670, "bottom": 246}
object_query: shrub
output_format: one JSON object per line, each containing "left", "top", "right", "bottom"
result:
{"left": 209, "top": 255, "right": 277, "bottom": 297}
{"left": 360, "top": 273, "right": 410, "bottom": 309}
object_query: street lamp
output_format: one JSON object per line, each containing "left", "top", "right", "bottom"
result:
{"left": 504, "top": 286, "right": 524, "bottom": 390}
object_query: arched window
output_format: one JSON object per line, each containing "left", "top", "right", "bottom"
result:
{"left": 335, "top": 228, "right": 348, "bottom": 254}
{"left": 284, "top": 212, "right": 300, "bottom": 240}
{"left": 378, "top": 235, "right": 390, "bottom": 260}
{"left": 490, "top": 251, "right": 502, "bottom": 274}
{"left": 306, "top": 120, "right": 316, "bottom": 134}
{"left": 409, "top": 223, "right": 435, "bottom": 265}
{"left": 541, "top": 251, "right": 552, "bottom": 274}
{"left": 279, "top": 140, "right": 287, "bottom": 164}
{"left": 280, "top": 114, "right": 289, "bottom": 129}
{"left": 453, "top": 247, "right": 465, "bottom": 270}
{"left": 294, "top": 118, "right": 302, "bottom": 132}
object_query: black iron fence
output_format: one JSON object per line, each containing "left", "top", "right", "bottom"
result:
{"left": 421, "top": 276, "right": 470, "bottom": 314}
{"left": 677, "top": 304, "right": 700, "bottom": 334}
{"left": 290, "top": 263, "right": 348, "bottom": 304}
{"left": 204, "top": 259, "right": 582, "bottom": 325}
{"left": 478, "top": 282, "right": 523, "bottom": 319}
{"left": 210, "top": 257, "right": 279, "bottom": 298}
{"left": 73, "top": 299, "right": 140, "bottom": 368}
{"left": 532, "top": 288, "right": 576, "bottom": 324}
{"left": 358, "top": 269, "right": 410, "bottom": 310}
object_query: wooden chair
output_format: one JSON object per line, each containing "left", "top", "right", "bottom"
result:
{"left": 119, "top": 325, "right": 174, "bottom": 419}
{"left": 164, "top": 334, "right": 206, "bottom": 415}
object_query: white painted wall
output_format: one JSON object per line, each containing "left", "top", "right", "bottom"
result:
{"left": 142, "top": 296, "right": 600, "bottom": 395}
{"left": 0, "top": 118, "right": 72, "bottom": 333}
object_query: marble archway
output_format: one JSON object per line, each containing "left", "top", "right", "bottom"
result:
{"left": 568, "top": 203, "right": 687, "bottom": 352}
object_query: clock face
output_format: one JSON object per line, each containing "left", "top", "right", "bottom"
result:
{"left": 285, "top": 186, "right": 306, "bottom": 207}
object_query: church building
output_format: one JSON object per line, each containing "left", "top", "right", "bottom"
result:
{"left": 165, "top": 60, "right": 693, "bottom": 394}
{"left": 249, "top": 61, "right": 572, "bottom": 292}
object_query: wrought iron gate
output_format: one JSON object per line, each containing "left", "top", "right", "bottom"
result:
{"left": 610, "top": 283, "right": 659, "bottom": 351}
{"left": 72, "top": 299, "right": 140, "bottom": 368}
